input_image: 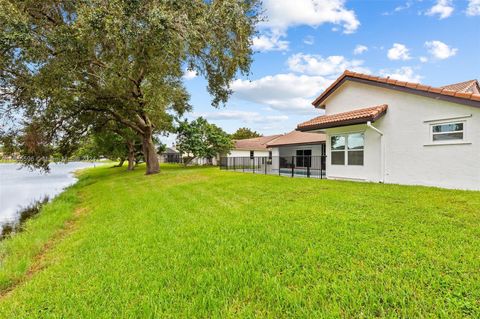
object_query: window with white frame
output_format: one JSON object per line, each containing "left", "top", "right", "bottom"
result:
{"left": 331, "top": 136, "right": 346, "bottom": 165}
{"left": 347, "top": 133, "right": 364, "bottom": 165}
{"left": 431, "top": 122, "right": 464, "bottom": 142}
{"left": 331, "top": 133, "right": 364, "bottom": 166}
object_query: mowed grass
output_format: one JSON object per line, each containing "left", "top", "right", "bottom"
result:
{"left": 1, "top": 165, "right": 480, "bottom": 318}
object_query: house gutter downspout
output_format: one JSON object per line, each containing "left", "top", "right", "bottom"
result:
{"left": 366, "top": 121, "right": 385, "bottom": 183}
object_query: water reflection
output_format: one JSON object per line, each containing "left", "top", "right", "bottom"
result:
{"left": 0, "top": 162, "right": 97, "bottom": 225}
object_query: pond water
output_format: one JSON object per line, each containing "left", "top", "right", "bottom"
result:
{"left": 0, "top": 162, "right": 98, "bottom": 225}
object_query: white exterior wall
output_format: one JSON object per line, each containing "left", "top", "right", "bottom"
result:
{"left": 270, "top": 147, "right": 280, "bottom": 157}
{"left": 324, "top": 123, "right": 383, "bottom": 182}
{"left": 320, "top": 81, "right": 480, "bottom": 190}
{"left": 276, "top": 144, "right": 324, "bottom": 157}
{"left": 227, "top": 149, "right": 270, "bottom": 157}
{"left": 269, "top": 147, "right": 280, "bottom": 170}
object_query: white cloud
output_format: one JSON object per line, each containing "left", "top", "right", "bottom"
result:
{"left": 198, "top": 110, "right": 289, "bottom": 124}
{"left": 252, "top": 31, "right": 289, "bottom": 52}
{"left": 260, "top": 0, "right": 360, "bottom": 34}
{"left": 287, "top": 53, "right": 370, "bottom": 76}
{"left": 419, "top": 56, "right": 429, "bottom": 63}
{"left": 265, "top": 115, "right": 289, "bottom": 122}
{"left": 395, "top": 1, "right": 413, "bottom": 12}
{"left": 231, "top": 73, "right": 331, "bottom": 112}
{"left": 303, "top": 35, "right": 315, "bottom": 45}
{"left": 426, "top": 0, "right": 454, "bottom": 19}
{"left": 199, "top": 110, "right": 258, "bottom": 121}
{"left": 425, "top": 40, "right": 458, "bottom": 59}
{"left": 380, "top": 67, "right": 423, "bottom": 83}
{"left": 183, "top": 70, "right": 197, "bottom": 80}
{"left": 387, "top": 43, "right": 411, "bottom": 60}
{"left": 230, "top": 52, "right": 373, "bottom": 113}
{"left": 382, "top": 1, "right": 413, "bottom": 15}
{"left": 353, "top": 45, "right": 368, "bottom": 55}
{"left": 467, "top": 0, "right": 480, "bottom": 16}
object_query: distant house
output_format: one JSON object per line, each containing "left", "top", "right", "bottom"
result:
{"left": 228, "top": 135, "right": 282, "bottom": 158}
{"left": 160, "top": 145, "right": 218, "bottom": 166}
{"left": 297, "top": 70, "right": 480, "bottom": 190}
{"left": 159, "top": 147, "right": 181, "bottom": 163}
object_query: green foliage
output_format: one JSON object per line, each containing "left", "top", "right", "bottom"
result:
{"left": 176, "top": 117, "right": 233, "bottom": 163}
{"left": 0, "top": 165, "right": 480, "bottom": 317}
{"left": 0, "top": 132, "right": 18, "bottom": 155}
{"left": 231, "top": 127, "right": 262, "bottom": 140}
{"left": 0, "top": 0, "right": 261, "bottom": 173}
{"left": 156, "top": 141, "right": 167, "bottom": 155}
{"left": 75, "top": 131, "right": 128, "bottom": 161}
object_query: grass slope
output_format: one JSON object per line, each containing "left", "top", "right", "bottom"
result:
{"left": 0, "top": 165, "right": 479, "bottom": 318}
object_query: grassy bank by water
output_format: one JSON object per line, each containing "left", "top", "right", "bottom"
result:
{"left": 0, "top": 159, "right": 17, "bottom": 163}
{"left": 1, "top": 164, "right": 479, "bottom": 317}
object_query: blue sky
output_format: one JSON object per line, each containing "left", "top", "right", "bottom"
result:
{"left": 167, "top": 0, "right": 479, "bottom": 145}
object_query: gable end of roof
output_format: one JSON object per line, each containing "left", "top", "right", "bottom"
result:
{"left": 441, "top": 79, "right": 480, "bottom": 94}
{"left": 312, "top": 71, "right": 480, "bottom": 109}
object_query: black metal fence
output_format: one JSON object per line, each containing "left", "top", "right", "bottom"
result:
{"left": 161, "top": 154, "right": 182, "bottom": 163}
{"left": 219, "top": 156, "right": 326, "bottom": 178}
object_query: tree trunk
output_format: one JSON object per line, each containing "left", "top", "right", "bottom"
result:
{"left": 127, "top": 141, "right": 135, "bottom": 171}
{"left": 114, "top": 158, "right": 125, "bottom": 167}
{"left": 142, "top": 127, "right": 160, "bottom": 175}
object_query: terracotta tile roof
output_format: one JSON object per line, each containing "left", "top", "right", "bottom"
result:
{"left": 441, "top": 79, "right": 480, "bottom": 94}
{"left": 312, "top": 70, "right": 480, "bottom": 108}
{"left": 297, "top": 104, "right": 388, "bottom": 131}
{"left": 266, "top": 130, "right": 326, "bottom": 147}
{"left": 234, "top": 135, "right": 282, "bottom": 150}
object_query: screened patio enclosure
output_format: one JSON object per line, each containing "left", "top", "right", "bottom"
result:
{"left": 219, "top": 155, "right": 327, "bottom": 178}
{"left": 220, "top": 143, "right": 327, "bottom": 178}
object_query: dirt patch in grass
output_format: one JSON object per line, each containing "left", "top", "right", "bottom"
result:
{"left": 0, "top": 206, "right": 88, "bottom": 299}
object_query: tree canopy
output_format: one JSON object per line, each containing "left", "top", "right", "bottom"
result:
{"left": 0, "top": 0, "right": 261, "bottom": 174}
{"left": 176, "top": 117, "right": 232, "bottom": 165}
{"left": 231, "top": 127, "right": 262, "bottom": 140}
{"left": 75, "top": 123, "right": 142, "bottom": 169}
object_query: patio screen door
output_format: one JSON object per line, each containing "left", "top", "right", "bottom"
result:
{"left": 296, "top": 149, "right": 312, "bottom": 167}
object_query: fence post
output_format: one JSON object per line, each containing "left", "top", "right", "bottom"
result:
{"left": 265, "top": 157, "right": 267, "bottom": 175}
{"left": 307, "top": 165, "right": 310, "bottom": 178}
{"left": 291, "top": 156, "right": 294, "bottom": 177}
{"left": 321, "top": 156, "right": 324, "bottom": 179}
{"left": 253, "top": 158, "right": 255, "bottom": 174}
{"left": 279, "top": 156, "right": 281, "bottom": 176}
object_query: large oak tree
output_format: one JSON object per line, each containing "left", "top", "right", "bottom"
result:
{"left": 0, "top": 0, "right": 260, "bottom": 174}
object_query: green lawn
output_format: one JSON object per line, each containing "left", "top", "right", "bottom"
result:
{"left": 0, "top": 159, "right": 17, "bottom": 163}
{"left": 1, "top": 165, "right": 480, "bottom": 318}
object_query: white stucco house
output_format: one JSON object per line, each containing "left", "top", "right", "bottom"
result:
{"left": 297, "top": 70, "right": 480, "bottom": 190}
{"left": 228, "top": 135, "right": 282, "bottom": 158}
